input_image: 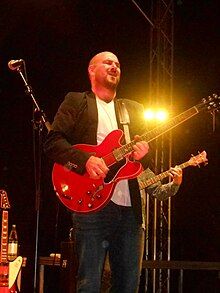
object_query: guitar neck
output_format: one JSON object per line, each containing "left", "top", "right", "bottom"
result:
{"left": 113, "top": 106, "right": 199, "bottom": 160}
{"left": 138, "top": 161, "right": 190, "bottom": 189}
{"left": 0, "top": 211, "right": 8, "bottom": 263}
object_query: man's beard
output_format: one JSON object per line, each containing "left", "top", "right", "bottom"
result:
{"left": 104, "top": 76, "right": 120, "bottom": 90}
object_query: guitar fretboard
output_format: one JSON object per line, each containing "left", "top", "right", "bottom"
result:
{"left": 0, "top": 211, "right": 8, "bottom": 263}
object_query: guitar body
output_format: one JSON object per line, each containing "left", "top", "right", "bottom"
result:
{"left": 0, "top": 258, "right": 21, "bottom": 293}
{"left": 0, "top": 282, "right": 17, "bottom": 293}
{"left": 52, "top": 130, "right": 142, "bottom": 213}
{"left": 0, "top": 263, "right": 9, "bottom": 292}
{"left": 9, "top": 257, "right": 22, "bottom": 291}
{"left": 0, "top": 256, "right": 22, "bottom": 293}
{"left": 0, "top": 191, "right": 21, "bottom": 293}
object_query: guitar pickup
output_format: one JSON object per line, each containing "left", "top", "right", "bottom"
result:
{"left": 112, "top": 148, "right": 124, "bottom": 161}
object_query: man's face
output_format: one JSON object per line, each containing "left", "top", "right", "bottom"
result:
{"left": 89, "top": 52, "right": 121, "bottom": 90}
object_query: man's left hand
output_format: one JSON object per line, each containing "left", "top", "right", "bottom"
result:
{"left": 169, "top": 166, "right": 183, "bottom": 185}
{"left": 132, "top": 135, "right": 149, "bottom": 160}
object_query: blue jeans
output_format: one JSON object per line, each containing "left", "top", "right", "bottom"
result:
{"left": 72, "top": 201, "right": 144, "bottom": 293}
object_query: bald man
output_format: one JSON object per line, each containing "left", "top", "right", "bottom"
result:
{"left": 44, "top": 51, "right": 182, "bottom": 292}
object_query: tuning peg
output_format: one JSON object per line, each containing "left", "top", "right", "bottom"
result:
{"left": 190, "top": 153, "right": 200, "bottom": 167}
{"left": 212, "top": 93, "right": 220, "bottom": 99}
{"left": 197, "top": 151, "right": 201, "bottom": 167}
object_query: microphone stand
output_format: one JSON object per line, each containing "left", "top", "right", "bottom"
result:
{"left": 14, "top": 64, "right": 52, "bottom": 293}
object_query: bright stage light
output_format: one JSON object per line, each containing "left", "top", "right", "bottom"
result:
{"left": 144, "top": 108, "right": 169, "bottom": 122}
{"left": 156, "top": 110, "right": 168, "bottom": 121}
{"left": 144, "top": 109, "right": 155, "bottom": 120}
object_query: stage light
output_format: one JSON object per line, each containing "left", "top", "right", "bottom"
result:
{"left": 156, "top": 110, "right": 168, "bottom": 121}
{"left": 144, "top": 109, "right": 155, "bottom": 120}
{"left": 144, "top": 108, "right": 169, "bottom": 122}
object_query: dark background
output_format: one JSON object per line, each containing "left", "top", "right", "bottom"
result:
{"left": 0, "top": 1, "right": 219, "bottom": 292}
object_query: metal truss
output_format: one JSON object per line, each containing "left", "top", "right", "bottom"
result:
{"left": 148, "top": 1, "right": 174, "bottom": 292}
{"left": 131, "top": 1, "right": 174, "bottom": 292}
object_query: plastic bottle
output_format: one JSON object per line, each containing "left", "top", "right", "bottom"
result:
{"left": 8, "top": 224, "right": 18, "bottom": 261}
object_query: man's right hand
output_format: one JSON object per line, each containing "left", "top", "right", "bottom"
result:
{"left": 85, "top": 156, "right": 109, "bottom": 179}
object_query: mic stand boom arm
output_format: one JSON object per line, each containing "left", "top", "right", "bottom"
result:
{"left": 17, "top": 68, "right": 52, "bottom": 132}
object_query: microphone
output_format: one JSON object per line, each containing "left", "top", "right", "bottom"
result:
{"left": 8, "top": 59, "right": 24, "bottom": 71}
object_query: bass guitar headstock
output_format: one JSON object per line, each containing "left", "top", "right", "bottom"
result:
{"left": 188, "top": 151, "right": 208, "bottom": 167}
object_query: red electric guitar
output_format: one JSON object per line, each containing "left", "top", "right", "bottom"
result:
{"left": 138, "top": 151, "right": 208, "bottom": 189}
{"left": 52, "top": 94, "right": 219, "bottom": 213}
{"left": 0, "top": 190, "right": 22, "bottom": 293}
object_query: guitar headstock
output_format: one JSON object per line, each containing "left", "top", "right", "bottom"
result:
{"left": 0, "top": 190, "right": 10, "bottom": 210}
{"left": 188, "top": 151, "right": 208, "bottom": 167}
{"left": 197, "top": 93, "right": 220, "bottom": 113}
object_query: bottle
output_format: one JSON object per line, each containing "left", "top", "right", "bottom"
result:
{"left": 8, "top": 224, "right": 18, "bottom": 261}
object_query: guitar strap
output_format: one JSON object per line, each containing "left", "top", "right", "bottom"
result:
{"left": 116, "top": 99, "right": 131, "bottom": 142}
{"left": 116, "top": 99, "right": 147, "bottom": 229}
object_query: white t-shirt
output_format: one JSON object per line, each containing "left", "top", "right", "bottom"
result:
{"left": 96, "top": 96, "right": 131, "bottom": 206}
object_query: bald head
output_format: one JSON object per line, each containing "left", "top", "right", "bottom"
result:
{"left": 89, "top": 51, "right": 119, "bottom": 67}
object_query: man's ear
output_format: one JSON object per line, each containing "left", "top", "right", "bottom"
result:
{"left": 88, "top": 64, "right": 95, "bottom": 77}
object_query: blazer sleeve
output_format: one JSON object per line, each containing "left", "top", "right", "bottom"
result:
{"left": 43, "top": 92, "right": 91, "bottom": 174}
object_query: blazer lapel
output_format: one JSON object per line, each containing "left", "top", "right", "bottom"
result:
{"left": 86, "top": 91, "right": 99, "bottom": 144}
